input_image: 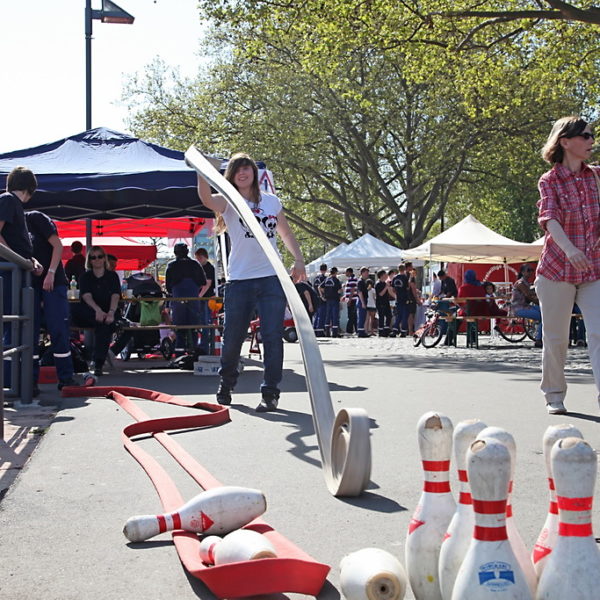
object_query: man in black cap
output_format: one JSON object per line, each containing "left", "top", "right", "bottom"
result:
{"left": 312, "top": 263, "right": 328, "bottom": 336}
{"left": 165, "top": 243, "right": 206, "bottom": 356}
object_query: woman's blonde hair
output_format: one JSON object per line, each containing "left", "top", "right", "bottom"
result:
{"left": 85, "top": 245, "right": 109, "bottom": 270}
{"left": 214, "top": 153, "right": 261, "bottom": 235}
{"left": 541, "top": 116, "right": 589, "bottom": 164}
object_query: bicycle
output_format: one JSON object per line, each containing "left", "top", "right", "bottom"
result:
{"left": 492, "top": 316, "right": 537, "bottom": 343}
{"left": 414, "top": 300, "right": 457, "bottom": 348}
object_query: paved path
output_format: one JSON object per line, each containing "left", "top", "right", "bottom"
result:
{"left": 1, "top": 335, "right": 598, "bottom": 599}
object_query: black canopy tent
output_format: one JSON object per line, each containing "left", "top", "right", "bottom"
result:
{"left": 0, "top": 127, "right": 213, "bottom": 221}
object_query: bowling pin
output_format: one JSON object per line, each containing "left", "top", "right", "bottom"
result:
{"left": 439, "top": 419, "right": 487, "bottom": 600}
{"left": 123, "top": 486, "right": 266, "bottom": 542}
{"left": 531, "top": 424, "right": 583, "bottom": 577}
{"left": 536, "top": 437, "right": 600, "bottom": 599}
{"left": 406, "top": 412, "right": 456, "bottom": 600}
{"left": 477, "top": 427, "right": 536, "bottom": 596}
{"left": 340, "top": 548, "right": 408, "bottom": 600}
{"left": 451, "top": 439, "right": 532, "bottom": 599}
{"left": 199, "top": 529, "right": 276, "bottom": 565}
{"left": 199, "top": 535, "right": 223, "bottom": 564}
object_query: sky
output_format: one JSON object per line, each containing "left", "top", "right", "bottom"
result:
{"left": 0, "top": 0, "right": 206, "bottom": 153}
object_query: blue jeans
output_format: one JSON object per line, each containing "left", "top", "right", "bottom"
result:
{"left": 33, "top": 284, "right": 74, "bottom": 384}
{"left": 313, "top": 300, "right": 327, "bottom": 334}
{"left": 356, "top": 302, "right": 367, "bottom": 335}
{"left": 171, "top": 278, "right": 201, "bottom": 354}
{"left": 393, "top": 301, "right": 408, "bottom": 333}
{"left": 220, "top": 276, "right": 285, "bottom": 395}
{"left": 515, "top": 305, "right": 542, "bottom": 340}
{"left": 198, "top": 299, "right": 213, "bottom": 353}
{"left": 325, "top": 299, "right": 340, "bottom": 335}
{"left": 2, "top": 269, "right": 13, "bottom": 384}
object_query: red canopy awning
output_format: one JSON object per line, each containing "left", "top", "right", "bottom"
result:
{"left": 56, "top": 217, "right": 207, "bottom": 238}
{"left": 61, "top": 237, "right": 157, "bottom": 271}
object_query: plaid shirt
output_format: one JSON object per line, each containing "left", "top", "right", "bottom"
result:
{"left": 537, "top": 163, "right": 600, "bottom": 284}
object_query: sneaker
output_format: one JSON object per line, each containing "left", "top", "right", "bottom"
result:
{"left": 546, "top": 400, "right": 567, "bottom": 415}
{"left": 256, "top": 393, "right": 279, "bottom": 412}
{"left": 576, "top": 340, "right": 587, "bottom": 347}
{"left": 57, "top": 377, "right": 83, "bottom": 391}
{"left": 93, "top": 368, "right": 103, "bottom": 377}
{"left": 216, "top": 384, "right": 232, "bottom": 406}
{"left": 534, "top": 339, "right": 543, "bottom": 348}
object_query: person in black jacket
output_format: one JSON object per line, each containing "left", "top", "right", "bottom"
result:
{"left": 438, "top": 269, "right": 458, "bottom": 298}
{"left": 70, "top": 246, "right": 121, "bottom": 376}
{"left": 320, "top": 266, "right": 343, "bottom": 337}
{"left": 26, "top": 211, "right": 83, "bottom": 391}
{"left": 165, "top": 243, "right": 206, "bottom": 356}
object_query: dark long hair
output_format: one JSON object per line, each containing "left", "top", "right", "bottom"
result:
{"left": 541, "top": 116, "right": 589, "bottom": 164}
{"left": 215, "top": 152, "right": 261, "bottom": 234}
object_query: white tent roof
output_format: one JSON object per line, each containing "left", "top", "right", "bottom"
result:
{"left": 321, "top": 233, "right": 406, "bottom": 270}
{"left": 306, "top": 242, "right": 348, "bottom": 274}
{"left": 402, "top": 215, "right": 542, "bottom": 264}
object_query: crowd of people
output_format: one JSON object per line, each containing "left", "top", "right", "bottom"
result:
{"left": 307, "top": 261, "right": 429, "bottom": 338}
{"left": 306, "top": 260, "right": 590, "bottom": 356}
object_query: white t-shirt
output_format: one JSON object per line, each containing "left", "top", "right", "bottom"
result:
{"left": 222, "top": 191, "right": 282, "bottom": 280}
{"left": 367, "top": 287, "right": 376, "bottom": 309}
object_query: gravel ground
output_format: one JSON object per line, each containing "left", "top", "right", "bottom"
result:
{"left": 325, "top": 331, "right": 593, "bottom": 375}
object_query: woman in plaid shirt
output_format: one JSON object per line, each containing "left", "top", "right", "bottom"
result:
{"left": 537, "top": 116, "right": 600, "bottom": 415}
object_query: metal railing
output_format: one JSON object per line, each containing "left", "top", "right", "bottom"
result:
{"left": 0, "top": 244, "right": 35, "bottom": 440}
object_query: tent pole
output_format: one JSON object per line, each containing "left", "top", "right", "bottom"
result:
{"left": 86, "top": 219, "right": 92, "bottom": 251}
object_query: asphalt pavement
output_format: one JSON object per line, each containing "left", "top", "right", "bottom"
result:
{"left": 1, "top": 334, "right": 599, "bottom": 600}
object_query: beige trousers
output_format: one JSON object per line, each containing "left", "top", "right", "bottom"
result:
{"left": 536, "top": 274, "right": 600, "bottom": 404}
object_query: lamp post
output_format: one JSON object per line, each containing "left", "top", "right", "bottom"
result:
{"left": 85, "top": 0, "right": 135, "bottom": 130}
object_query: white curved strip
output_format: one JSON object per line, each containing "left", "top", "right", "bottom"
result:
{"left": 185, "top": 147, "right": 371, "bottom": 496}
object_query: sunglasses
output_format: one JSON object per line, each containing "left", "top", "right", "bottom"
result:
{"left": 90, "top": 254, "right": 105, "bottom": 260}
{"left": 565, "top": 132, "right": 595, "bottom": 140}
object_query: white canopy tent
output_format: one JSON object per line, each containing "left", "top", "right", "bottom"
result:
{"left": 402, "top": 215, "right": 542, "bottom": 264}
{"left": 308, "top": 233, "right": 407, "bottom": 274}
{"left": 306, "top": 243, "right": 348, "bottom": 275}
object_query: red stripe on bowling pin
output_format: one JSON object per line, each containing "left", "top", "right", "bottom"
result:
{"left": 423, "top": 481, "right": 451, "bottom": 493}
{"left": 556, "top": 495, "right": 594, "bottom": 536}
{"left": 557, "top": 496, "right": 593, "bottom": 511}
{"left": 473, "top": 499, "right": 507, "bottom": 514}
{"left": 558, "top": 522, "right": 593, "bottom": 537}
{"left": 459, "top": 492, "right": 472, "bottom": 504}
{"left": 422, "top": 460, "right": 450, "bottom": 471}
{"left": 548, "top": 478, "right": 558, "bottom": 515}
{"left": 473, "top": 498, "right": 509, "bottom": 541}
{"left": 474, "top": 525, "right": 508, "bottom": 541}
{"left": 421, "top": 459, "right": 451, "bottom": 493}
{"left": 157, "top": 512, "right": 182, "bottom": 533}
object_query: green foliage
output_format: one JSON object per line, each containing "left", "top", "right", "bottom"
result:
{"left": 122, "top": 1, "right": 599, "bottom": 258}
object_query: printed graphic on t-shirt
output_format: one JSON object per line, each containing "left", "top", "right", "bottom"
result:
{"left": 241, "top": 207, "right": 278, "bottom": 239}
